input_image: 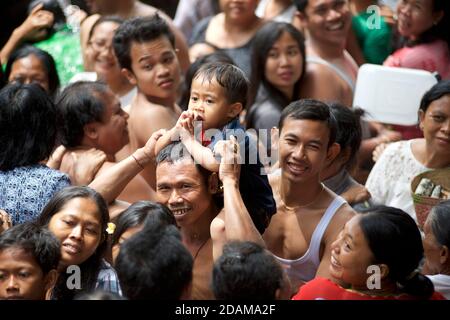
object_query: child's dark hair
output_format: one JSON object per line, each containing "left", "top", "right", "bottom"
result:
{"left": 279, "top": 99, "right": 337, "bottom": 148}
{"left": 359, "top": 206, "right": 435, "bottom": 299}
{"left": 212, "top": 241, "right": 285, "bottom": 300}
{"left": 179, "top": 51, "right": 235, "bottom": 110}
{"left": 116, "top": 224, "right": 193, "bottom": 300}
{"left": 0, "top": 222, "right": 61, "bottom": 274}
{"left": 111, "top": 201, "right": 176, "bottom": 247}
{"left": 193, "top": 62, "right": 249, "bottom": 107}
{"left": 113, "top": 14, "right": 175, "bottom": 71}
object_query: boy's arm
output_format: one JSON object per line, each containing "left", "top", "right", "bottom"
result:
{"left": 182, "top": 134, "right": 220, "bottom": 172}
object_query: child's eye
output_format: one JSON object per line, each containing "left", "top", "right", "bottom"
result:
{"left": 190, "top": 96, "right": 199, "bottom": 102}
{"left": 206, "top": 99, "right": 214, "bottom": 104}
{"left": 18, "top": 271, "right": 30, "bottom": 278}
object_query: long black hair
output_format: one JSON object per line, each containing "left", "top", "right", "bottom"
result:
{"left": 359, "top": 206, "right": 435, "bottom": 299}
{"left": 36, "top": 186, "right": 109, "bottom": 300}
{"left": 247, "top": 22, "right": 306, "bottom": 117}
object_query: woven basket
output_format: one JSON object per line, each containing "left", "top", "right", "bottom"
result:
{"left": 411, "top": 168, "right": 450, "bottom": 229}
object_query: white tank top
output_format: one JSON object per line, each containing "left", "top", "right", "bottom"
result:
{"left": 273, "top": 196, "right": 346, "bottom": 290}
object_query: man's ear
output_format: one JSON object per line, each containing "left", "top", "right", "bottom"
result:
{"left": 228, "top": 102, "right": 243, "bottom": 120}
{"left": 44, "top": 269, "right": 58, "bottom": 298}
{"left": 379, "top": 264, "right": 390, "bottom": 280}
{"left": 121, "top": 68, "right": 137, "bottom": 86}
{"left": 326, "top": 142, "right": 341, "bottom": 164}
{"left": 440, "top": 245, "right": 449, "bottom": 265}
{"left": 208, "top": 172, "right": 220, "bottom": 194}
{"left": 84, "top": 122, "right": 99, "bottom": 140}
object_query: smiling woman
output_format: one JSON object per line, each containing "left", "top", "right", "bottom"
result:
{"left": 293, "top": 206, "right": 445, "bottom": 300}
{"left": 36, "top": 186, "right": 121, "bottom": 300}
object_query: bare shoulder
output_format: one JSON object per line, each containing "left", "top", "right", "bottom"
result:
{"left": 325, "top": 201, "right": 355, "bottom": 243}
{"left": 300, "top": 64, "right": 343, "bottom": 99}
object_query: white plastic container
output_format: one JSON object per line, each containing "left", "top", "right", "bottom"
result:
{"left": 353, "top": 64, "right": 439, "bottom": 125}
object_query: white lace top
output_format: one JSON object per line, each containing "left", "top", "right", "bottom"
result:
{"left": 365, "top": 140, "right": 429, "bottom": 222}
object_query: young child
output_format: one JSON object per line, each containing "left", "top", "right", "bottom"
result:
{"left": 0, "top": 222, "right": 60, "bottom": 300}
{"left": 112, "top": 14, "right": 182, "bottom": 189}
{"left": 156, "top": 62, "right": 276, "bottom": 234}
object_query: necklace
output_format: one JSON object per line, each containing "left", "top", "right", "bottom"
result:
{"left": 193, "top": 237, "right": 210, "bottom": 261}
{"left": 279, "top": 183, "right": 325, "bottom": 210}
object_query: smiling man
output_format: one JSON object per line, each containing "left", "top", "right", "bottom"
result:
{"left": 263, "top": 99, "right": 355, "bottom": 295}
{"left": 155, "top": 140, "right": 264, "bottom": 300}
{"left": 294, "top": 0, "right": 358, "bottom": 106}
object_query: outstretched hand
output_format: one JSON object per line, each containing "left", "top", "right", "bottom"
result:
{"left": 214, "top": 135, "right": 241, "bottom": 183}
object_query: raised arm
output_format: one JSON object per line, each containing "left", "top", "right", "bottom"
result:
{"left": 1, "top": 4, "right": 54, "bottom": 63}
{"left": 89, "top": 129, "right": 165, "bottom": 204}
{"left": 210, "top": 136, "right": 265, "bottom": 260}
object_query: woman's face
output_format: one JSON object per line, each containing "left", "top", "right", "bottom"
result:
{"left": 396, "top": 0, "right": 443, "bottom": 40}
{"left": 111, "top": 225, "right": 143, "bottom": 265}
{"left": 329, "top": 215, "right": 376, "bottom": 289}
{"left": 422, "top": 216, "right": 445, "bottom": 274}
{"left": 48, "top": 197, "right": 103, "bottom": 268}
{"left": 220, "top": 0, "right": 259, "bottom": 22}
{"left": 264, "top": 31, "right": 303, "bottom": 99}
{"left": 88, "top": 21, "right": 121, "bottom": 79}
{"left": 8, "top": 54, "right": 49, "bottom": 93}
{"left": 419, "top": 94, "right": 450, "bottom": 158}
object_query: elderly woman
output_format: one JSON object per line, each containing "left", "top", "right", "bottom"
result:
{"left": 365, "top": 80, "right": 450, "bottom": 223}
{"left": 189, "top": 0, "right": 265, "bottom": 77}
{"left": 422, "top": 200, "right": 450, "bottom": 299}
{"left": 0, "top": 83, "right": 70, "bottom": 225}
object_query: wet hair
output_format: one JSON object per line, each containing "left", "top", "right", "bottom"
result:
{"left": 248, "top": 22, "right": 305, "bottom": 117}
{"left": 212, "top": 241, "right": 285, "bottom": 300}
{"left": 56, "top": 81, "right": 110, "bottom": 148}
{"left": 0, "top": 83, "right": 57, "bottom": 170}
{"left": 36, "top": 186, "right": 109, "bottom": 300}
{"left": 113, "top": 14, "right": 175, "bottom": 71}
{"left": 359, "top": 206, "right": 435, "bottom": 299}
{"left": 0, "top": 222, "right": 61, "bottom": 275}
{"left": 88, "top": 16, "right": 124, "bottom": 42}
{"left": 116, "top": 224, "right": 193, "bottom": 300}
{"left": 329, "top": 103, "right": 363, "bottom": 170}
{"left": 5, "top": 45, "right": 60, "bottom": 98}
{"left": 279, "top": 99, "right": 337, "bottom": 148}
{"left": 428, "top": 200, "right": 450, "bottom": 249}
{"left": 111, "top": 201, "right": 176, "bottom": 247}
{"left": 193, "top": 62, "right": 249, "bottom": 107}
{"left": 179, "top": 51, "right": 235, "bottom": 110}
{"left": 419, "top": 80, "right": 450, "bottom": 114}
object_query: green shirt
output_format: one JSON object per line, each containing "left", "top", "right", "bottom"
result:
{"left": 34, "top": 24, "right": 84, "bottom": 85}
{"left": 352, "top": 11, "right": 392, "bottom": 65}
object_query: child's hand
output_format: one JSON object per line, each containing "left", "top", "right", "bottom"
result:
{"left": 176, "top": 111, "right": 195, "bottom": 141}
{"left": 214, "top": 135, "right": 241, "bottom": 183}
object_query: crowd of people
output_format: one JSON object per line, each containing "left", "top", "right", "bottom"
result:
{"left": 0, "top": 0, "right": 449, "bottom": 301}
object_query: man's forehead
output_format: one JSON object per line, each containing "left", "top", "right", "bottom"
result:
{"left": 156, "top": 158, "right": 201, "bottom": 180}
{"left": 308, "top": 0, "right": 340, "bottom": 9}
